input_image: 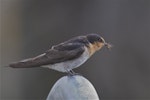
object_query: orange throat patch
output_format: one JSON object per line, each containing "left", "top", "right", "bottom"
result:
{"left": 87, "top": 42, "right": 104, "bottom": 56}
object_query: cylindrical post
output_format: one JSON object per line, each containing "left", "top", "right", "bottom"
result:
{"left": 47, "top": 75, "right": 99, "bottom": 100}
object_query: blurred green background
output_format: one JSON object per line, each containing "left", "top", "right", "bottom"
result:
{"left": 1, "top": 0, "right": 150, "bottom": 100}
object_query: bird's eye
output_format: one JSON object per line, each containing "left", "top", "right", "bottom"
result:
{"left": 98, "top": 38, "right": 102, "bottom": 42}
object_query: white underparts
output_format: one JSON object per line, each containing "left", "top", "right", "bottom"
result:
{"left": 42, "top": 47, "right": 90, "bottom": 73}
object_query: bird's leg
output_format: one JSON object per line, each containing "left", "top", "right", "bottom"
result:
{"left": 70, "top": 69, "right": 81, "bottom": 76}
{"left": 66, "top": 69, "right": 79, "bottom": 76}
{"left": 70, "top": 69, "right": 76, "bottom": 75}
{"left": 66, "top": 69, "right": 74, "bottom": 76}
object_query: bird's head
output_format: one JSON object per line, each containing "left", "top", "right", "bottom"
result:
{"left": 86, "top": 34, "right": 112, "bottom": 54}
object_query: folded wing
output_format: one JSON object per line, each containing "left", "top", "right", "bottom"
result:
{"left": 9, "top": 43, "right": 85, "bottom": 68}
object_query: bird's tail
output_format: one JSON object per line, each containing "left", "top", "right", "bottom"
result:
{"left": 9, "top": 54, "right": 46, "bottom": 68}
{"left": 9, "top": 58, "right": 37, "bottom": 68}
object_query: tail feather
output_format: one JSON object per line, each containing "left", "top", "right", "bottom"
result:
{"left": 9, "top": 53, "right": 47, "bottom": 68}
{"left": 9, "top": 58, "right": 38, "bottom": 68}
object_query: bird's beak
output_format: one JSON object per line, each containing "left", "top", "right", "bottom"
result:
{"left": 104, "top": 42, "right": 112, "bottom": 50}
{"left": 100, "top": 37, "right": 112, "bottom": 50}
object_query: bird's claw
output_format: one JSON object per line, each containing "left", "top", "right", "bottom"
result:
{"left": 67, "top": 69, "right": 81, "bottom": 76}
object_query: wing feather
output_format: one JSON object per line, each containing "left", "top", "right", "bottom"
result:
{"left": 9, "top": 43, "right": 85, "bottom": 68}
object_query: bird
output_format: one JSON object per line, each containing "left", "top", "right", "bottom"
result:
{"left": 9, "top": 33, "right": 112, "bottom": 75}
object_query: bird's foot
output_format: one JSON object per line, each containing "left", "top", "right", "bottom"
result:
{"left": 67, "top": 69, "right": 81, "bottom": 76}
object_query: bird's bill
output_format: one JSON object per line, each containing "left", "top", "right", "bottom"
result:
{"left": 104, "top": 42, "right": 112, "bottom": 50}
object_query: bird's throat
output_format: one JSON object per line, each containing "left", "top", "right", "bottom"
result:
{"left": 87, "top": 42, "right": 104, "bottom": 56}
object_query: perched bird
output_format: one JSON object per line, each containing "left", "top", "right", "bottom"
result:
{"left": 9, "top": 33, "right": 111, "bottom": 74}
